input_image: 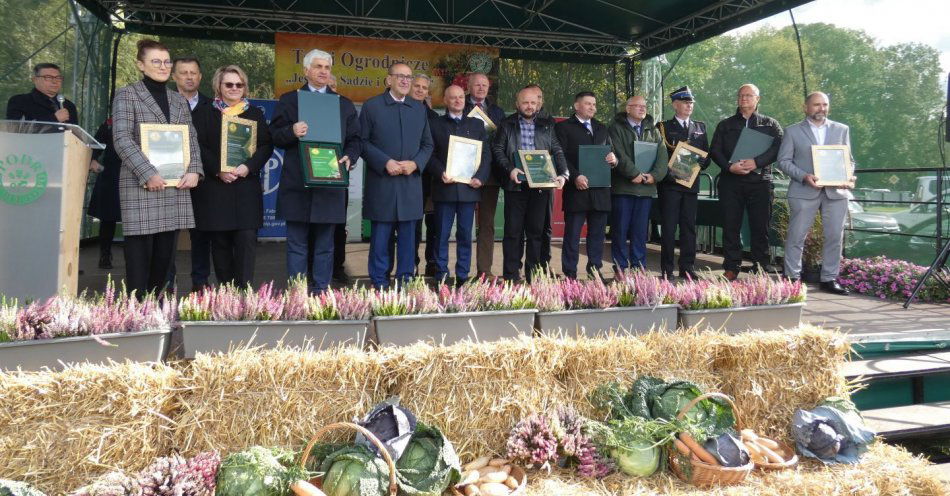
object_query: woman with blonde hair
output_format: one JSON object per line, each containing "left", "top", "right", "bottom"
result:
{"left": 191, "top": 65, "right": 272, "bottom": 286}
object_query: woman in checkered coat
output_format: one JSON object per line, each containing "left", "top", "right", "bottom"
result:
{"left": 112, "top": 39, "right": 203, "bottom": 297}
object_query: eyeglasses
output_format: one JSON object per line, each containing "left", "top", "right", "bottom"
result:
{"left": 223, "top": 82, "right": 246, "bottom": 89}
{"left": 149, "top": 59, "right": 174, "bottom": 68}
{"left": 389, "top": 74, "right": 413, "bottom": 81}
{"left": 35, "top": 75, "right": 64, "bottom": 82}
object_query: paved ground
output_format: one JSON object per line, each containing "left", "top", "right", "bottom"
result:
{"left": 78, "top": 238, "right": 950, "bottom": 340}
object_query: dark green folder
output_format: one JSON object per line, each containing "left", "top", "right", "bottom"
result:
{"left": 633, "top": 141, "right": 658, "bottom": 170}
{"left": 578, "top": 144, "right": 611, "bottom": 187}
{"left": 298, "top": 91, "right": 341, "bottom": 143}
{"left": 729, "top": 127, "right": 774, "bottom": 163}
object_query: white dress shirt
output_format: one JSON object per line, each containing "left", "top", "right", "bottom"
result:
{"left": 808, "top": 119, "right": 828, "bottom": 145}
{"left": 308, "top": 84, "right": 328, "bottom": 93}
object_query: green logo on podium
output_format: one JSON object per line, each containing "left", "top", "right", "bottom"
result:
{"left": 0, "top": 154, "right": 48, "bottom": 205}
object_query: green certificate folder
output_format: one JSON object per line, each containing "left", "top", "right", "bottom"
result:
{"left": 300, "top": 142, "right": 348, "bottom": 187}
{"left": 298, "top": 91, "right": 342, "bottom": 143}
{"left": 633, "top": 141, "right": 658, "bottom": 170}
{"left": 220, "top": 115, "right": 256, "bottom": 173}
{"left": 729, "top": 127, "right": 774, "bottom": 163}
{"left": 516, "top": 150, "right": 557, "bottom": 188}
{"left": 578, "top": 144, "right": 611, "bottom": 188}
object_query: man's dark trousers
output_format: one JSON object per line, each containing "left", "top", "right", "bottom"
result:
{"left": 718, "top": 176, "right": 772, "bottom": 272}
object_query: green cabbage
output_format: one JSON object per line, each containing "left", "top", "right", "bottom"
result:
{"left": 319, "top": 445, "right": 389, "bottom": 496}
{"left": 0, "top": 480, "right": 46, "bottom": 496}
{"left": 395, "top": 423, "right": 461, "bottom": 496}
{"left": 587, "top": 416, "right": 676, "bottom": 478}
{"left": 216, "top": 446, "right": 305, "bottom": 496}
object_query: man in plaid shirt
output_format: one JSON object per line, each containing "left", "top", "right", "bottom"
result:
{"left": 491, "top": 86, "right": 568, "bottom": 282}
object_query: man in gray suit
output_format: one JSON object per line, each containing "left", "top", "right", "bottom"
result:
{"left": 776, "top": 91, "right": 855, "bottom": 294}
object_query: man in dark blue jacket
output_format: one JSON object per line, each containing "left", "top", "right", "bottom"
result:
{"left": 428, "top": 85, "right": 491, "bottom": 284}
{"left": 360, "top": 62, "right": 434, "bottom": 289}
{"left": 270, "top": 49, "right": 361, "bottom": 293}
{"left": 5, "top": 63, "right": 78, "bottom": 124}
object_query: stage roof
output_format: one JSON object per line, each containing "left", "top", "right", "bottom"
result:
{"left": 77, "top": 0, "right": 813, "bottom": 63}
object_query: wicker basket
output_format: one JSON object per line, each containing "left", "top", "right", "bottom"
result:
{"left": 449, "top": 464, "right": 527, "bottom": 496}
{"left": 297, "top": 422, "right": 398, "bottom": 496}
{"left": 668, "top": 392, "right": 754, "bottom": 487}
{"left": 753, "top": 441, "right": 799, "bottom": 470}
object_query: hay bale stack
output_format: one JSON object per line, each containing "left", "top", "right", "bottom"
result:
{"left": 0, "top": 362, "right": 180, "bottom": 495}
{"left": 522, "top": 443, "right": 948, "bottom": 495}
{"left": 170, "top": 346, "right": 388, "bottom": 455}
{"left": 546, "top": 330, "right": 722, "bottom": 419}
{"left": 382, "top": 337, "right": 566, "bottom": 459}
{"left": 711, "top": 325, "right": 850, "bottom": 439}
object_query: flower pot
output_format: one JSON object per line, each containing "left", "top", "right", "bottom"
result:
{"left": 535, "top": 305, "right": 678, "bottom": 337}
{"left": 677, "top": 303, "right": 804, "bottom": 334}
{"left": 372, "top": 309, "right": 537, "bottom": 347}
{"left": 178, "top": 320, "right": 372, "bottom": 358}
{"left": 0, "top": 329, "right": 171, "bottom": 371}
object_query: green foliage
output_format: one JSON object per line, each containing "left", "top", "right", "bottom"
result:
{"left": 215, "top": 446, "right": 305, "bottom": 496}
{"left": 395, "top": 423, "right": 461, "bottom": 496}
{"left": 318, "top": 445, "right": 389, "bottom": 496}
{"left": 0, "top": 479, "right": 46, "bottom": 496}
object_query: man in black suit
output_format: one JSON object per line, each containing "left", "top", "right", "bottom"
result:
{"left": 465, "top": 72, "right": 507, "bottom": 278}
{"left": 427, "top": 85, "right": 492, "bottom": 285}
{"left": 171, "top": 55, "right": 214, "bottom": 292}
{"left": 657, "top": 86, "right": 710, "bottom": 280}
{"left": 554, "top": 91, "right": 616, "bottom": 279}
{"left": 5, "top": 63, "right": 78, "bottom": 124}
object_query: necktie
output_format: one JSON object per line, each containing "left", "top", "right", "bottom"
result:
{"left": 454, "top": 117, "right": 461, "bottom": 125}
{"left": 634, "top": 125, "right": 641, "bottom": 138}
{"left": 584, "top": 121, "right": 592, "bottom": 135}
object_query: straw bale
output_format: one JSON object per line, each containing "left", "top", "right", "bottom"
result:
{"left": 523, "top": 443, "right": 948, "bottom": 496}
{"left": 711, "top": 325, "right": 850, "bottom": 440}
{"left": 544, "top": 329, "right": 722, "bottom": 419}
{"left": 381, "top": 337, "right": 566, "bottom": 459}
{"left": 0, "top": 361, "right": 181, "bottom": 495}
{"left": 170, "top": 345, "right": 388, "bottom": 456}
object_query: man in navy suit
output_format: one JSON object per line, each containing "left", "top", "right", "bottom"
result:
{"left": 428, "top": 85, "right": 491, "bottom": 285}
{"left": 360, "top": 62, "right": 434, "bottom": 289}
{"left": 270, "top": 48, "right": 361, "bottom": 293}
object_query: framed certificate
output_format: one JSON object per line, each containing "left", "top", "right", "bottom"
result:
{"left": 668, "top": 141, "right": 707, "bottom": 188}
{"left": 517, "top": 150, "right": 557, "bottom": 188}
{"left": 812, "top": 145, "right": 853, "bottom": 187}
{"left": 445, "top": 135, "right": 482, "bottom": 184}
{"left": 220, "top": 115, "right": 257, "bottom": 173}
{"left": 140, "top": 123, "right": 189, "bottom": 187}
{"left": 467, "top": 105, "right": 496, "bottom": 133}
{"left": 300, "top": 142, "right": 348, "bottom": 187}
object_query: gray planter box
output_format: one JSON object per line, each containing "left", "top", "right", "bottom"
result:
{"left": 373, "top": 309, "right": 537, "bottom": 347}
{"left": 535, "top": 305, "right": 678, "bottom": 337}
{"left": 179, "top": 320, "right": 371, "bottom": 358}
{"left": 0, "top": 329, "right": 171, "bottom": 371}
{"left": 677, "top": 303, "right": 804, "bottom": 334}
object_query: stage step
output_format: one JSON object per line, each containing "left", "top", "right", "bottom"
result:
{"left": 844, "top": 350, "right": 950, "bottom": 381}
{"left": 862, "top": 401, "right": 950, "bottom": 440}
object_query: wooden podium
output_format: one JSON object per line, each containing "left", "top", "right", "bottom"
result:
{"left": 0, "top": 121, "right": 102, "bottom": 301}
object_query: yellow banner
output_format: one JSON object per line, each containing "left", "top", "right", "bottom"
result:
{"left": 274, "top": 33, "right": 499, "bottom": 106}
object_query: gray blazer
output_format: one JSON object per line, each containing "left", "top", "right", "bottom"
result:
{"left": 112, "top": 81, "right": 203, "bottom": 236}
{"left": 776, "top": 118, "right": 854, "bottom": 200}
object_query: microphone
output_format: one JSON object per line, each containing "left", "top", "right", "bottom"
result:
{"left": 56, "top": 95, "right": 65, "bottom": 109}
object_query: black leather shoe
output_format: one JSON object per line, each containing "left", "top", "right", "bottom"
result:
{"left": 679, "top": 269, "right": 698, "bottom": 281}
{"left": 820, "top": 280, "right": 850, "bottom": 295}
{"left": 332, "top": 270, "right": 352, "bottom": 285}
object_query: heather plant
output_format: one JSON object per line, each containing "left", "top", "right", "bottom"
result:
{"left": 838, "top": 256, "right": 950, "bottom": 303}
{"left": 178, "top": 290, "right": 213, "bottom": 321}
{"left": 508, "top": 408, "right": 613, "bottom": 479}
{"left": 209, "top": 285, "right": 245, "bottom": 321}
{"left": 559, "top": 278, "right": 618, "bottom": 310}
{"left": 332, "top": 287, "right": 373, "bottom": 320}
{"left": 281, "top": 277, "right": 310, "bottom": 320}
{"left": 614, "top": 269, "right": 674, "bottom": 307}
{"left": 672, "top": 280, "right": 734, "bottom": 310}
{"left": 482, "top": 278, "right": 535, "bottom": 310}
{"left": 730, "top": 273, "right": 806, "bottom": 307}
{"left": 529, "top": 272, "right": 566, "bottom": 312}
{"left": 436, "top": 283, "right": 481, "bottom": 313}
{"left": 371, "top": 278, "right": 439, "bottom": 317}
{"left": 0, "top": 296, "right": 15, "bottom": 342}
{"left": 506, "top": 411, "right": 559, "bottom": 469}
{"left": 242, "top": 282, "right": 285, "bottom": 321}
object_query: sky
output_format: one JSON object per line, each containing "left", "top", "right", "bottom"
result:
{"left": 731, "top": 0, "right": 950, "bottom": 76}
